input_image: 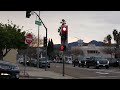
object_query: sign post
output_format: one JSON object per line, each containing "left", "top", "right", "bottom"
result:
{"left": 24, "top": 33, "right": 33, "bottom": 75}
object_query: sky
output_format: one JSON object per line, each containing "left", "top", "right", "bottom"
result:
{"left": 0, "top": 11, "right": 120, "bottom": 44}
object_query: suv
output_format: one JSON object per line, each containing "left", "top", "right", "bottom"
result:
{"left": 86, "top": 56, "right": 109, "bottom": 69}
{"left": 39, "top": 58, "right": 50, "bottom": 68}
{"left": 0, "top": 60, "right": 20, "bottom": 79}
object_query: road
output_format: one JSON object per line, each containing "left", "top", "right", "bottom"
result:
{"left": 47, "top": 63, "right": 120, "bottom": 79}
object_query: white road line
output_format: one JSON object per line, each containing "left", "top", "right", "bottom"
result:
{"left": 96, "top": 72, "right": 109, "bottom": 74}
{"left": 80, "top": 75, "right": 120, "bottom": 79}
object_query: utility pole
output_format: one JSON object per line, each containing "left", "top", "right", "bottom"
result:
{"left": 37, "top": 11, "right": 40, "bottom": 68}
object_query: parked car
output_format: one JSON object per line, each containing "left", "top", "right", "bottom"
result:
{"left": 39, "top": 58, "right": 50, "bottom": 68}
{"left": 78, "top": 57, "right": 89, "bottom": 67}
{"left": 0, "top": 60, "right": 20, "bottom": 79}
{"left": 30, "top": 58, "right": 38, "bottom": 67}
{"left": 18, "top": 57, "right": 24, "bottom": 64}
{"left": 86, "top": 56, "right": 109, "bottom": 69}
{"left": 108, "top": 58, "right": 119, "bottom": 67}
{"left": 65, "top": 60, "right": 72, "bottom": 64}
{"left": 72, "top": 59, "right": 79, "bottom": 67}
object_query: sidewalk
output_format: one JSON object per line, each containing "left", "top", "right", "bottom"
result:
{"left": 19, "top": 64, "right": 76, "bottom": 79}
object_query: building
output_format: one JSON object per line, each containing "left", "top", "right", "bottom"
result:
{"left": 71, "top": 44, "right": 114, "bottom": 59}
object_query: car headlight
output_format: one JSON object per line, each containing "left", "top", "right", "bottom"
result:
{"left": 108, "top": 61, "right": 109, "bottom": 64}
{"left": 97, "top": 61, "right": 99, "bottom": 64}
{"left": 79, "top": 61, "right": 81, "bottom": 63}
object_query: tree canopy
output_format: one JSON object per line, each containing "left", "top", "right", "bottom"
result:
{"left": 0, "top": 21, "right": 27, "bottom": 60}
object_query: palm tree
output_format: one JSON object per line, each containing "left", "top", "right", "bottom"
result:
{"left": 113, "top": 29, "right": 118, "bottom": 45}
{"left": 112, "top": 29, "right": 120, "bottom": 58}
{"left": 106, "top": 34, "right": 112, "bottom": 45}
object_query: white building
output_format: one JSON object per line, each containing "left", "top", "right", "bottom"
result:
{"left": 71, "top": 44, "right": 114, "bottom": 59}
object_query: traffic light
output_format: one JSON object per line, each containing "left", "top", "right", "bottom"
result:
{"left": 43, "top": 37, "right": 47, "bottom": 47}
{"left": 59, "top": 45, "right": 66, "bottom": 51}
{"left": 61, "top": 25, "right": 68, "bottom": 42}
{"left": 26, "top": 11, "right": 31, "bottom": 18}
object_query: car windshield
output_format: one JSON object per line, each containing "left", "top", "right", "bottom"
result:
{"left": 95, "top": 58, "right": 107, "bottom": 61}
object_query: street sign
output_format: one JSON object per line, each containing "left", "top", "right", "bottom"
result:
{"left": 35, "top": 20, "right": 41, "bottom": 26}
{"left": 25, "top": 33, "right": 33, "bottom": 44}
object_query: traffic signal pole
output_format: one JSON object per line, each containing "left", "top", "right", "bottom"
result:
{"left": 33, "top": 11, "right": 48, "bottom": 71}
{"left": 62, "top": 51, "right": 65, "bottom": 76}
{"left": 37, "top": 11, "right": 40, "bottom": 68}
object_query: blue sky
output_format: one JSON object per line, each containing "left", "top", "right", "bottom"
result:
{"left": 0, "top": 11, "right": 120, "bottom": 44}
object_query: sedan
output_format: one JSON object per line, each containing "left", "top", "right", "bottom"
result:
{"left": 0, "top": 60, "right": 20, "bottom": 79}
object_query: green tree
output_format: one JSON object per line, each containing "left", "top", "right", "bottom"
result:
{"left": 47, "top": 39, "right": 54, "bottom": 59}
{"left": 0, "top": 21, "right": 27, "bottom": 60}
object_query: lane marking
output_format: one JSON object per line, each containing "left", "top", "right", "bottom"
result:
{"left": 80, "top": 75, "right": 120, "bottom": 79}
{"left": 96, "top": 72, "right": 109, "bottom": 74}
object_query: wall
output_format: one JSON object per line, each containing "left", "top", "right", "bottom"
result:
{"left": 3, "top": 49, "right": 18, "bottom": 64}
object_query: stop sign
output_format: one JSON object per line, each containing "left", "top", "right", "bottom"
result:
{"left": 25, "top": 33, "right": 33, "bottom": 44}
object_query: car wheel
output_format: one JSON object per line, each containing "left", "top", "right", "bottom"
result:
{"left": 73, "top": 64, "right": 75, "bottom": 67}
{"left": 86, "top": 65, "right": 89, "bottom": 68}
{"left": 82, "top": 65, "right": 84, "bottom": 67}
{"left": 48, "top": 66, "right": 50, "bottom": 68}
{"left": 106, "top": 66, "right": 109, "bottom": 69}
{"left": 96, "top": 66, "right": 99, "bottom": 69}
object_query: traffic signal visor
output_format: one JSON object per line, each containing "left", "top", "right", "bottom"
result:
{"left": 26, "top": 11, "right": 31, "bottom": 18}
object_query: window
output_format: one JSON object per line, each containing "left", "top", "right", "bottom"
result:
{"left": 87, "top": 50, "right": 100, "bottom": 54}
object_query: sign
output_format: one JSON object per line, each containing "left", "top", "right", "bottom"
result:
{"left": 25, "top": 33, "right": 33, "bottom": 44}
{"left": 35, "top": 20, "right": 41, "bottom": 26}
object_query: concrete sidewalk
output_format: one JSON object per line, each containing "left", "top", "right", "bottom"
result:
{"left": 19, "top": 64, "right": 76, "bottom": 79}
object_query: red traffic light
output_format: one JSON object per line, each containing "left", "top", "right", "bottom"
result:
{"left": 59, "top": 45, "right": 66, "bottom": 51}
{"left": 61, "top": 25, "right": 68, "bottom": 33}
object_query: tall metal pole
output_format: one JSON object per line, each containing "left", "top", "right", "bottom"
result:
{"left": 33, "top": 11, "right": 48, "bottom": 70}
{"left": 37, "top": 11, "right": 40, "bottom": 68}
{"left": 24, "top": 45, "right": 28, "bottom": 75}
{"left": 62, "top": 51, "right": 65, "bottom": 76}
{"left": 45, "top": 27, "right": 47, "bottom": 71}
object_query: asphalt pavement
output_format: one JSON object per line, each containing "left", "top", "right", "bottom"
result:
{"left": 47, "top": 63, "right": 120, "bottom": 79}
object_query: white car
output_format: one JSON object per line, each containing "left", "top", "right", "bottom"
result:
{"left": 18, "top": 58, "right": 24, "bottom": 64}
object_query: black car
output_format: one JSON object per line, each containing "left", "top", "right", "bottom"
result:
{"left": 72, "top": 59, "right": 79, "bottom": 67}
{"left": 39, "top": 58, "right": 50, "bottom": 68}
{"left": 78, "top": 57, "right": 89, "bottom": 67}
{"left": 108, "top": 58, "right": 119, "bottom": 67}
{"left": 0, "top": 60, "right": 20, "bottom": 79}
{"left": 86, "top": 56, "right": 109, "bottom": 69}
